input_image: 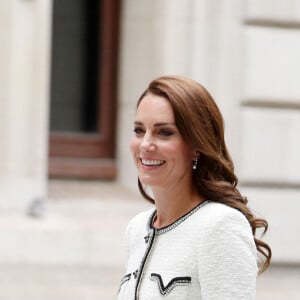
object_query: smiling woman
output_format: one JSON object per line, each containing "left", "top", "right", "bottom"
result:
{"left": 130, "top": 94, "right": 193, "bottom": 190}
{"left": 118, "top": 76, "right": 271, "bottom": 300}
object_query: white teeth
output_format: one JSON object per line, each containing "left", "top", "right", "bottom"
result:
{"left": 141, "top": 159, "right": 164, "bottom": 166}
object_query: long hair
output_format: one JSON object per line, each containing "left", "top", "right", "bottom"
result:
{"left": 136, "top": 75, "right": 271, "bottom": 273}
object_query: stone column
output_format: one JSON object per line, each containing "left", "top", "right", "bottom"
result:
{"left": 0, "top": 0, "right": 52, "bottom": 213}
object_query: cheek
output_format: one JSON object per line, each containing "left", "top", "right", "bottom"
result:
{"left": 164, "top": 143, "right": 191, "bottom": 163}
{"left": 177, "top": 144, "right": 193, "bottom": 165}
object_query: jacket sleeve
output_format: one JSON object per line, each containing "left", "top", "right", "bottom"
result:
{"left": 197, "top": 208, "right": 258, "bottom": 300}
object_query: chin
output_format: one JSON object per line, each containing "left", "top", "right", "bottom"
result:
{"left": 138, "top": 176, "right": 161, "bottom": 187}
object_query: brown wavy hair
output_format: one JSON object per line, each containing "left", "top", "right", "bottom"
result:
{"left": 136, "top": 75, "right": 271, "bottom": 273}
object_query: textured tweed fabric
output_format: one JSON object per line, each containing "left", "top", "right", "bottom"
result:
{"left": 118, "top": 201, "right": 257, "bottom": 300}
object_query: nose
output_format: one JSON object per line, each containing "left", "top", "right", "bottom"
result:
{"left": 140, "top": 133, "right": 156, "bottom": 152}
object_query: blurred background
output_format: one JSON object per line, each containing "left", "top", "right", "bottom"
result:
{"left": 0, "top": 0, "right": 299, "bottom": 299}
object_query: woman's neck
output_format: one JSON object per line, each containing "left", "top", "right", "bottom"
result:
{"left": 151, "top": 184, "right": 204, "bottom": 228}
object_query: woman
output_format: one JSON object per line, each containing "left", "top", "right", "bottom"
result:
{"left": 118, "top": 76, "right": 271, "bottom": 299}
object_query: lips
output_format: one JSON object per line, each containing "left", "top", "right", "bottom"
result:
{"left": 140, "top": 159, "right": 165, "bottom": 166}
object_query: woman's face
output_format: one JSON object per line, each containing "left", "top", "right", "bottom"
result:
{"left": 130, "top": 93, "right": 193, "bottom": 189}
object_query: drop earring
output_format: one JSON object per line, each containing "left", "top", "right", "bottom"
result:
{"left": 193, "top": 156, "right": 198, "bottom": 170}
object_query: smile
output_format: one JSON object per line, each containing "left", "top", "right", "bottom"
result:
{"left": 141, "top": 159, "right": 165, "bottom": 166}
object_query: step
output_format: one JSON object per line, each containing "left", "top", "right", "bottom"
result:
{"left": 0, "top": 180, "right": 150, "bottom": 266}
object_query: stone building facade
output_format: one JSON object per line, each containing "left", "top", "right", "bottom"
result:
{"left": 0, "top": 0, "right": 299, "bottom": 263}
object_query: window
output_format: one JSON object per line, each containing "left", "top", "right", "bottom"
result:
{"left": 49, "top": 0, "right": 120, "bottom": 179}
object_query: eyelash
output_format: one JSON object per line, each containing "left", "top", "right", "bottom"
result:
{"left": 159, "top": 129, "right": 173, "bottom": 136}
{"left": 133, "top": 127, "right": 145, "bottom": 135}
{"left": 133, "top": 127, "right": 174, "bottom": 137}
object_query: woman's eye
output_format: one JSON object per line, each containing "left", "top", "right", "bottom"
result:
{"left": 159, "top": 129, "right": 173, "bottom": 136}
{"left": 133, "top": 127, "right": 144, "bottom": 135}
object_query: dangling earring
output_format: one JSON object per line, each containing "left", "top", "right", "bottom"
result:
{"left": 193, "top": 156, "right": 198, "bottom": 170}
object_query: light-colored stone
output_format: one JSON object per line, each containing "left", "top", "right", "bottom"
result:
{"left": 240, "top": 107, "right": 300, "bottom": 183}
{"left": 244, "top": 0, "right": 300, "bottom": 23}
{"left": 243, "top": 26, "right": 300, "bottom": 101}
{"left": 0, "top": 0, "right": 52, "bottom": 211}
{"left": 0, "top": 180, "right": 150, "bottom": 266}
{"left": 241, "top": 187, "right": 300, "bottom": 263}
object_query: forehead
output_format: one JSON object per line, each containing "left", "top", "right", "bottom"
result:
{"left": 136, "top": 94, "right": 175, "bottom": 123}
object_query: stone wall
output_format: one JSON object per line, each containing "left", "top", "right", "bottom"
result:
{"left": 117, "top": 0, "right": 300, "bottom": 262}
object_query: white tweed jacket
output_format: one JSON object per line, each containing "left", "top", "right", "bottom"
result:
{"left": 118, "top": 201, "right": 258, "bottom": 300}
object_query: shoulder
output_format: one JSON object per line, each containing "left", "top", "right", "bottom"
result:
{"left": 199, "top": 201, "right": 251, "bottom": 233}
{"left": 198, "top": 201, "right": 257, "bottom": 259}
{"left": 197, "top": 202, "right": 258, "bottom": 298}
{"left": 196, "top": 201, "right": 256, "bottom": 258}
{"left": 128, "top": 207, "right": 155, "bottom": 227}
{"left": 123, "top": 207, "right": 155, "bottom": 256}
{"left": 125, "top": 207, "right": 155, "bottom": 237}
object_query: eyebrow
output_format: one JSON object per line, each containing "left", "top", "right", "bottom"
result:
{"left": 134, "top": 121, "right": 176, "bottom": 127}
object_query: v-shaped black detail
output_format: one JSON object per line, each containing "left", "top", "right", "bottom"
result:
{"left": 150, "top": 273, "right": 192, "bottom": 295}
{"left": 118, "top": 273, "right": 131, "bottom": 293}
